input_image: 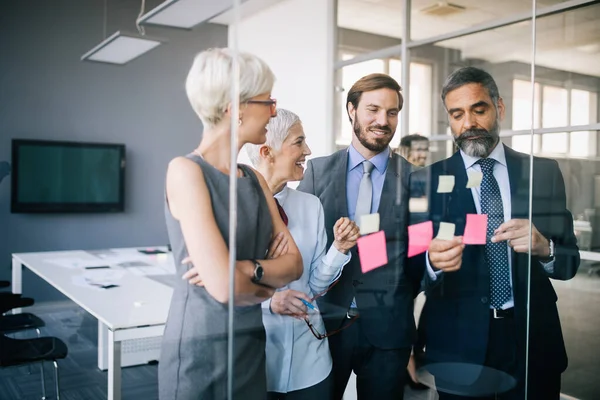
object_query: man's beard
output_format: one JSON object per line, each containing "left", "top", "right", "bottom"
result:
{"left": 353, "top": 118, "right": 393, "bottom": 153}
{"left": 454, "top": 119, "right": 500, "bottom": 158}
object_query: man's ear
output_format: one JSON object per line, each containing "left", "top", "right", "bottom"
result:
{"left": 347, "top": 102, "right": 356, "bottom": 124}
{"left": 497, "top": 97, "right": 506, "bottom": 122}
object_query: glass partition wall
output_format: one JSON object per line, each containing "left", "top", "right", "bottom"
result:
{"left": 332, "top": 0, "right": 599, "bottom": 399}
{"left": 222, "top": 0, "right": 600, "bottom": 399}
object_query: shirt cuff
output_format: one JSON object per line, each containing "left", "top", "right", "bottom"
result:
{"left": 539, "top": 258, "right": 555, "bottom": 275}
{"left": 425, "top": 250, "right": 444, "bottom": 281}
{"left": 322, "top": 244, "right": 352, "bottom": 269}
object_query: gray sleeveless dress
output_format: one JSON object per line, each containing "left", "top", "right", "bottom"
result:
{"left": 159, "top": 154, "right": 273, "bottom": 400}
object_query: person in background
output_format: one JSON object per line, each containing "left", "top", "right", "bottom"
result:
{"left": 414, "top": 66, "right": 579, "bottom": 399}
{"left": 397, "top": 133, "right": 430, "bottom": 167}
{"left": 298, "top": 73, "right": 423, "bottom": 400}
{"left": 159, "top": 48, "right": 303, "bottom": 400}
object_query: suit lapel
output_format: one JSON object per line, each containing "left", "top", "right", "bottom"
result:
{"left": 334, "top": 150, "right": 349, "bottom": 218}
{"left": 377, "top": 153, "right": 400, "bottom": 220}
{"left": 504, "top": 144, "right": 529, "bottom": 220}
{"left": 504, "top": 144, "right": 530, "bottom": 305}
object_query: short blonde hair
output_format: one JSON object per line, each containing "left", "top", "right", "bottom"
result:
{"left": 245, "top": 108, "right": 301, "bottom": 167}
{"left": 185, "top": 48, "right": 275, "bottom": 129}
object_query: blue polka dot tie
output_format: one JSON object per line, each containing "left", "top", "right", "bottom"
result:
{"left": 477, "top": 158, "right": 511, "bottom": 309}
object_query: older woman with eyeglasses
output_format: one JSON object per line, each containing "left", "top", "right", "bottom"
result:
{"left": 245, "top": 109, "right": 360, "bottom": 399}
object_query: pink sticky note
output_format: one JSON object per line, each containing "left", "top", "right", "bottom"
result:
{"left": 357, "top": 231, "right": 388, "bottom": 273}
{"left": 408, "top": 221, "right": 433, "bottom": 257}
{"left": 463, "top": 214, "right": 488, "bottom": 245}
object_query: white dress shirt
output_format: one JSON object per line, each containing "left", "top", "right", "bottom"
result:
{"left": 262, "top": 186, "right": 351, "bottom": 393}
{"left": 426, "top": 144, "right": 554, "bottom": 310}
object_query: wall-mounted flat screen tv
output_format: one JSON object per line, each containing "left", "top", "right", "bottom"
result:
{"left": 11, "top": 139, "right": 125, "bottom": 213}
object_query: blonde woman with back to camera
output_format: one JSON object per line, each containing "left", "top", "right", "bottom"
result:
{"left": 159, "top": 48, "right": 303, "bottom": 400}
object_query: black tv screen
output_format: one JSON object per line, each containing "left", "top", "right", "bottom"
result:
{"left": 11, "top": 139, "right": 125, "bottom": 213}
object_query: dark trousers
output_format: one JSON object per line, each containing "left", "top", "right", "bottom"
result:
{"left": 438, "top": 314, "right": 561, "bottom": 400}
{"left": 267, "top": 372, "right": 332, "bottom": 400}
{"left": 328, "top": 317, "right": 411, "bottom": 400}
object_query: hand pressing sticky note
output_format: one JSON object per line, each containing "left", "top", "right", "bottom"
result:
{"left": 357, "top": 231, "right": 388, "bottom": 273}
{"left": 463, "top": 214, "right": 488, "bottom": 245}
{"left": 436, "top": 222, "right": 456, "bottom": 241}
{"left": 466, "top": 170, "right": 483, "bottom": 189}
{"left": 359, "top": 213, "right": 380, "bottom": 235}
{"left": 437, "top": 175, "right": 455, "bottom": 193}
{"left": 408, "top": 221, "right": 433, "bottom": 257}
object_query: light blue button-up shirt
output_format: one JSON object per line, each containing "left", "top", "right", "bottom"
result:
{"left": 346, "top": 144, "right": 390, "bottom": 221}
{"left": 346, "top": 144, "right": 390, "bottom": 309}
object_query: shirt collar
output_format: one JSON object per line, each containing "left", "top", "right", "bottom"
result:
{"left": 460, "top": 141, "right": 507, "bottom": 170}
{"left": 274, "top": 185, "right": 290, "bottom": 206}
{"left": 347, "top": 143, "right": 390, "bottom": 173}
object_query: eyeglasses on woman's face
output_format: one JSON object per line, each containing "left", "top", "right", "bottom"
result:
{"left": 247, "top": 98, "right": 277, "bottom": 117}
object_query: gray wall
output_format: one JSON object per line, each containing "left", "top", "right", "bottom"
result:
{"left": 0, "top": 0, "right": 228, "bottom": 301}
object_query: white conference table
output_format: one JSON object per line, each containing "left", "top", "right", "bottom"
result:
{"left": 11, "top": 247, "right": 175, "bottom": 400}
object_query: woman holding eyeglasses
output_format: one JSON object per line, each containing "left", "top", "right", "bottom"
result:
{"left": 159, "top": 49, "right": 303, "bottom": 400}
{"left": 245, "top": 109, "right": 359, "bottom": 399}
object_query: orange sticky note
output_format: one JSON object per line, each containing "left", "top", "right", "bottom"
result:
{"left": 357, "top": 231, "right": 388, "bottom": 273}
{"left": 408, "top": 221, "right": 433, "bottom": 257}
{"left": 463, "top": 214, "right": 488, "bottom": 245}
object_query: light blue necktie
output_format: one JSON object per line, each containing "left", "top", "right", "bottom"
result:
{"left": 350, "top": 160, "right": 374, "bottom": 309}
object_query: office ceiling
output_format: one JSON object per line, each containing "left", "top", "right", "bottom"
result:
{"left": 338, "top": 0, "right": 600, "bottom": 78}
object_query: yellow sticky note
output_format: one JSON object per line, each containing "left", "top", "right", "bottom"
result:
{"left": 437, "top": 175, "right": 455, "bottom": 193}
{"left": 359, "top": 213, "right": 380, "bottom": 235}
{"left": 466, "top": 170, "right": 483, "bottom": 189}
{"left": 436, "top": 222, "right": 456, "bottom": 241}
{"left": 409, "top": 198, "right": 428, "bottom": 213}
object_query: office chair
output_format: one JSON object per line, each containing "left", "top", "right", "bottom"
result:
{"left": 0, "top": 294, "right": 35, "bottom": 315}
{"left": 0, "top": 312, "right": 45, "bottom": 336}
{"left": 0, "top": 334, "right": 68, "bottom": 400}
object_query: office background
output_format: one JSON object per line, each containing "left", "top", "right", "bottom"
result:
{"left": 1, "top": 0, "right": 599, "bottom": 399}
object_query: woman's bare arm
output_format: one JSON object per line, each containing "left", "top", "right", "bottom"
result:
{"left": 167, "top": 157, "right": 274, "bottom": 305}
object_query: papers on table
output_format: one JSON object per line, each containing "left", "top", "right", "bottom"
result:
{"left": 124, "top": 265, "right": 174, "bottom": 277}
{"left": 46, "top": 249, "right": 175, "bottom": 276}
{"left": 46, "top": 257, "right": 110, "bottom": 269}
{"left": 72, "top": 269, "right": 126, "bottom": 291}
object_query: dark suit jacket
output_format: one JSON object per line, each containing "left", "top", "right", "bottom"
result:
{"left": 410, "top": 145, "right": 579, "bottom": 374}
{"left": 297, "top": 149, "right": 422, "bottom": 349}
